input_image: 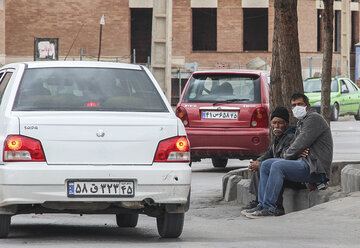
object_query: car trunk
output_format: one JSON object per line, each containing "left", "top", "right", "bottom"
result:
{"left": 16, "top": 112, "right": 177, "bottom": 165}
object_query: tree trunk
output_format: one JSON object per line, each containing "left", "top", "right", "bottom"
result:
{"left": 321, "top": 0, "right": 334, "bottom": 125}
{"left": 272, "top": 0, "right": 303, "bottom": 124}
{"left": 270, "top": 3, "right": 284, "bottom": 112}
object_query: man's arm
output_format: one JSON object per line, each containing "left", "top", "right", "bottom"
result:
{"left": 283, "top": 113, "right": 326, "bottom": 160}
{"left": 257, "top": 142, "right": 274, "bottom": 162}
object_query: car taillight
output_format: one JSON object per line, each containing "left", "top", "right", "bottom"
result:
{"left": 175, "top": 106, "right": 189, "bottom": 127}
{"left": 154, "top": 136, "right": 190, "bottom": 162}
{"left": 3, "top": 135, "right": 46, "bottom": 162}
{"left": 250, "top": 107, "right": 269, "bottom": 128}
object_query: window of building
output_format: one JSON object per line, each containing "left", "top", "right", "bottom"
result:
{"left": 334, "top": 10, "right": 340, "bottom": 52}
{"left": 351, "top": 11, "right": 359, "bottom": 51}
{"left": 131, "top": 8, "right": 152, "bottom": 63}
{"left": 192, "top": 8, "right": 217, "bottom": 51}
{"left": 243, "top": 8, "right": 268, "bottom": 51}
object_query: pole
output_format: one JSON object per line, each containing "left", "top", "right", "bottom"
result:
{"left": 133, "top": 49, "right": 136, "bottom": 64}
{"left": 97, "top": 24, "right": 103, "bottom": 61}
{"left": 178, "top": 68, "right": 182, "bottom": 101}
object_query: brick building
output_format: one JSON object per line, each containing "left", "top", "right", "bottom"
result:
{"left": 0, "top": 0, "right": 359, "bottom": 103}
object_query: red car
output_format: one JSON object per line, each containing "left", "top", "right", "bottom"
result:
{"left": 176, "top": 69, "right": 270, "bottom": 167}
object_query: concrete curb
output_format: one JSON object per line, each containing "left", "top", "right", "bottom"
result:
{"left": 341, "top": 164, "right": 360, "bottom": 193}
{"left": 222, "top": 162, "right": 360, "bottom": 214}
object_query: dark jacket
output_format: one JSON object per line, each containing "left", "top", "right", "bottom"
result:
{"left": 257, "top": 126, "right": 296, "bottom": 163}
{"left": 283, "top": 110, "right": 333, "bottom": 178}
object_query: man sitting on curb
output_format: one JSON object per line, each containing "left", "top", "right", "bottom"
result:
{"left": 244, "top": 93, "right": 333, "bottom": 218}
{"left": 241, "top": 106, "right": 295, "bottom": 215}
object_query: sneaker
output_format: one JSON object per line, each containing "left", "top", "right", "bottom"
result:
{"left": 242, "top": 200, "right": 259, "bottom": 210}
{"left": 246, "top": 208, "right": 276, "bottom": 219}
{"left": 241, "top": 205, "right": 262, "bottom": 216}
{"left": 274, "top": 207, "right": 285, "bottom": 216}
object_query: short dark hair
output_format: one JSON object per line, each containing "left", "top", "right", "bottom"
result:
{"left": 290, "top": 93, "right": 309, "bottom": 106}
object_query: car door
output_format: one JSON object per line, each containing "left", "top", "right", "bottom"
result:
{"left": 344, "top": 79, "right": 360, "bottom": 114}
{"left": 339, "top": 79, "right": 351, "bottom": 114}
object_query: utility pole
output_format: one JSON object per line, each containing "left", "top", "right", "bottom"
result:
{"left": 98, "top": 14, "right": 105, "bottom": 61}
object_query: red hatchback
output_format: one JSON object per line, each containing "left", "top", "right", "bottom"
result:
{"left": 176, "top": 70, "right": 270, "bottom": 167}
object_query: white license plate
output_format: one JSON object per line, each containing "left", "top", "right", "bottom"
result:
{"left": 202, "top": 111, "right": 238, "bottom": 119}
{"left": 67, "top": 181, "right": 134, "bottom": 197}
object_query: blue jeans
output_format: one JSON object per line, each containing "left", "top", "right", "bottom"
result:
{"left": 258, "top": 158, "right": 322, "bottom": 213}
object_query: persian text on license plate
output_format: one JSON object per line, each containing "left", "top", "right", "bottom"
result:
{"left": 202, "top": 111, "right": 238, "bottom": 119}
{"left": 67, "top": 181, "right": 134, "bottom": 197}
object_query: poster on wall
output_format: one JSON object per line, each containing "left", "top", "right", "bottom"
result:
{"left": 34, "top": 38, "right": 59, "bottom": 61}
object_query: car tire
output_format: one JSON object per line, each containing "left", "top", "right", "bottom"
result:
{"left": 331, "top": 103, "right": 339, "bottom": 121}
{"left": 211, "top": 158, "right": 228, "bottom": 168}
{"left": 156, "top": 212, "right": 184, "bottom": 238}
{"left": 354, "top": 106, "right": 360, "bottom": 121}
{"left": 0, "top": 215, "right": 11, "bottom": 238}
{"left": 116, "top": 213, "right": 139, "bottom": 228}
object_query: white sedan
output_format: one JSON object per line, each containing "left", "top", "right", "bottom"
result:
{"left": 0, "top": 61, "right": 191, "bottom": 238}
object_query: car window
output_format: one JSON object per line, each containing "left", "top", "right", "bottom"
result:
{"left": 340, "top": 80, "right": 349, "bottom": 93}
{"left": 0, "top": 72, "right": 13, "bottom": 104}
{"left": 303, "top": 79, "right": 338, "bottom": 93}
{"left": 182, "top": 74, "right": 261, "bottom": 103}
{"left": 344, "top": 79, "right": 357, "bottom": 92}
{"left": 12, "top": 67, "right": 168, "bottom": 112}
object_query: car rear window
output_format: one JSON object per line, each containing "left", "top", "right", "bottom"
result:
{"left": 303, "top": 79, "right": 338, "bottom": 93}
{"left": 12, "top": 67, "right": 168, "bottom": 112}
{"left": 182, "top": 74, "right": 262, "bottom": 103}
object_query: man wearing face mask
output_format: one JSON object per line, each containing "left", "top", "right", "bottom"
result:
{"left": 245, "top": 93, "right": 333, "bottom": 218}
{"left": 241, "top": 107, "right": 295, "bottom": 214}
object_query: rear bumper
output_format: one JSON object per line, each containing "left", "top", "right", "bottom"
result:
{"left": 0, "top": 163, "right": 191, "bottom": 212}
{"left": 186, "top": 127, "right": 270, "bottom": 160}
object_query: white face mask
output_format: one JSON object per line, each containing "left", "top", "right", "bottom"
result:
{"left": 292, "top": 105, "right": 307, "bottom": 119}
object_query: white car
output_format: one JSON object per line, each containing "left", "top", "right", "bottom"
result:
{"left": 0, "top": 61, "right": 191, "bottom": 238}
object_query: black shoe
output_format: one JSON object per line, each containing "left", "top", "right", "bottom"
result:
{"left": 246, "top": 208, "right": 276, "bottom": 219}
{"left": 241, "top": 205, "right": 262, "bottom": 216}
{"left": 274, "top": 207, "right": 285, "bottom": 216}
{"left": 242, "top": 200, "right": 259, "bottom": 210}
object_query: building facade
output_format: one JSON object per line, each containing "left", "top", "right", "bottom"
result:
{"left": 0, "top": 0, "right": 359, "bottom": 103}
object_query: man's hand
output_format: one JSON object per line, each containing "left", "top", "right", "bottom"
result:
{"left": 248, "top": 160, "right": 260, "bottom": 172}
{"left": 299, "top": 148, "right": 309, "bottom": 158}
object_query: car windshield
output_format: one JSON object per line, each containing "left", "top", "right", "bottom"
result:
{"left": 182, "top": 74, "right": 261, "bottom": 103}
{"left": 303, "top": 79, "right": 338, "bottom": 93}
{"left": 12, "top": 67, "right": 168, "bottom": 112}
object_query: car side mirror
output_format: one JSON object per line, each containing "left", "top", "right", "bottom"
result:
{"left": 342, "top": 89, "right": 349, "bottom": 94}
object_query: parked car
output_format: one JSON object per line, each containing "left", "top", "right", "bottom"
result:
{"left": 176, "top": 69, "right": 270, "bottom": 168}
{"left": 303, "top": 76, "right": 360, "bottom": 121}
{"left": 0, "top": 61, "right": 191, "bottom": 238}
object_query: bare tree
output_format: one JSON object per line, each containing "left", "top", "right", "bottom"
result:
{"left": 270, "top": 4, "right": 283, "bottom": 111}
{"left": 270, "top": 0, "right": 303, "bottom": 123}
{"left": 321, "top": 0, "right": 334, "bottom": 124}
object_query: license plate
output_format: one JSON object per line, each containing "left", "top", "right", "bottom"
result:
{"left": 67, "top": 181, "right": 134, "bottom": 197}
{"left": 202, "top": 111, "right": 238, "bottom": 119}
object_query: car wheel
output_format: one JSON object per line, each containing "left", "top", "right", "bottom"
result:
{"left": 354, "top": 106, "right": 360, "bottom": 121}
{"left": 156, "top": 212, "right": 184, "bottom": 238}
{"left": 211, "top": 158, "right": 228, "bottom": 168}
{"left": 331, "top": 103, "right": 339, "bottom": 121}
{"left": 116, "top": 213, "right": 139, "bottom": 228}
{"left": 0, "top": 215, "right": 11, "bottom": 238}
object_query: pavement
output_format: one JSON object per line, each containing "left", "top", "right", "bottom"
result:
{"left": 220, "top": 116, "right": 360, "bottom": 247}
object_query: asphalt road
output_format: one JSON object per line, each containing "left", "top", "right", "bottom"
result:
{"left": 2, "top": 116, "right": 360, "bottom": 247}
